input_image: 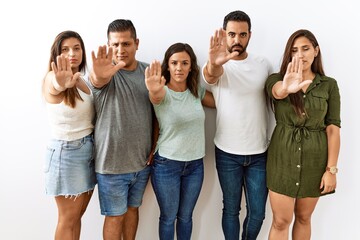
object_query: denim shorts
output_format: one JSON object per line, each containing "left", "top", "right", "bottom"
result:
{"left": 44, "top": 134, "right": 97, "bottom": 197}
{"left": 96, "top": 166, "right": 151, "bottom": 216}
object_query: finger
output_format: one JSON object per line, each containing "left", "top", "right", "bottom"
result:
{"left": 160, "top": 76, "right": 166, "bottom": 86}
{"left": 145, "top": 66, "right": 150, "bottom": 79}
{"left": 73, "top": 72, "right": 82, "bottom": 81}
{"left": 51, "top": 61, "right": 57, "bottom": 72}
{"left": 286, "top": 61, "right": 293, "bottom": 74}
{"left": 91, "top": 50, "right": 96, "bottom": 62}
{"left": 96, "top": 46, "right": 102, "bottom": 59}
{"left": 155, "top": 61, "right": 161, "bottom": 75}
{"left": 299, "top": 80, "right": 312, "bottom": 89}
{"left": 65, "top": 56, "right": 71, "bottom": 72}
{"left": 107, "top": 46, "right": 113, "bottom": 59}
{"left": 298, "top": 57, "right": 303, "bottom": 73}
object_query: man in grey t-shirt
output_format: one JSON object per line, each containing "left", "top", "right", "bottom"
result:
{"left": 89, "top": 19, "right": 153, "bottom": 240}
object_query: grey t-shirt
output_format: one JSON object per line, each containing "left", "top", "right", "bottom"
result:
{"left": 90, "top": 61, "right": 153, "bottom": 174}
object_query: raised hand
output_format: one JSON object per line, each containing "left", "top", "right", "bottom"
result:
{"left": 91, "top": 45, "right": 125, "bottom": 84}
{"left": 51, "top": 54, "right": 80, "bottom": 91}
{"left": 209, "top": 28, "right": 238, "bottom": 66}
{"left": 145, "top": 60, "right": 166, "bottom": 104}
{"left": 282, "top": 56, "right": 312, "bottom": 93}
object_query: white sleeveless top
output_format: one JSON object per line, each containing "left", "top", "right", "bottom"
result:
{"left": 46, "top": 88, "right": 94, "bottom": 141}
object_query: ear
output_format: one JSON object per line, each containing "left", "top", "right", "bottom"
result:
{"left": 314, "top": 46, "right": 319, "bottom": 57}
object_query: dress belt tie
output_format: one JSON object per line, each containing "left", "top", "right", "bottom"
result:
{"left": 277, "top": 122, "right": 324, "bottom": 143}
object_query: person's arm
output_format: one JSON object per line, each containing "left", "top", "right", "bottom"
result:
{"left": 203, "top": 28, "right": 238, "bottom": 84}
{"left": 272, "top": 56, "right": 312, "bottom": 99}
{"left": 320, "top": 124, "right": 340, "bottom": 194}
{"left": 90, "top": 45, "right": 125, "bottom": 88}
{"left": 201, "top": 90, "right": 216, "bottom": 108}
{"left": 146, "top": 115, "right": 159, "bottom": 166}
{"left": 145, "top": 60, "right": 166, "bottom": 104}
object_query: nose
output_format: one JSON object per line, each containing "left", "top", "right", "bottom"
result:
{"left": 68, "top": 49, "right": 75, "bottom": 57}
{"left": 296, "top": 50, "right": 304, "bottom": 58}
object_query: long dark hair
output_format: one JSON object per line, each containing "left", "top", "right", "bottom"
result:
{"left": 280, "top": 29, "right": 324, "bottom": 117}
{"left": 161, "top": 43, "right": 200, "bottom": 98}
{"left": 47, "top": 30, "right": 87, "bottom": 108}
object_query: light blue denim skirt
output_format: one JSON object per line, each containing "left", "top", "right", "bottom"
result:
{"left": 44, "top": 134, "right": 97, "bottom": 197}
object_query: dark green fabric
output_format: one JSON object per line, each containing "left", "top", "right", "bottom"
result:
{"left": 265, "top": 73, "right": 341, "bottom": 198}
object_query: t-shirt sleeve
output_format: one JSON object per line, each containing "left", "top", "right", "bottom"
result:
{"left": 325, "top": 80, "right": 341, "bottom": 128}
{"left": 265, "top": 73, "right": 282, "bottom": 99}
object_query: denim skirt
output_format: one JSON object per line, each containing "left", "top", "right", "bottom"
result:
{"left": 44, "top": 134, "right": 97, "bottom": 197}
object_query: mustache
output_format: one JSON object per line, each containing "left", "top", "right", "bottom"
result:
{"left": 231, "top": 44, "right": 243, "bottom": 50}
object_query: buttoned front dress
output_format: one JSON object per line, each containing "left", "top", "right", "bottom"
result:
{"left": 265, "top": 73, "right": 341, "bottom": 198}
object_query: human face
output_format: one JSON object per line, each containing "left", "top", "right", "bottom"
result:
{"left": 168, "top": 51, "right": 191, "bottom": 90}
{"left": 108, "top": 31, "right": 139, "bottom": 70}
{"left": 61, "top": 37, "right": 83, "bottom": 72}
{"left": 225, "top": 21, "right": 251, "bottom": 60}
{"left": 291, "top": 36, "right": 319, "bottom": 72}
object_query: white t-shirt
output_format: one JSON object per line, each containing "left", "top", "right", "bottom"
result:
{"left": 202, "top": 53, "right": 272, "bottom": 155}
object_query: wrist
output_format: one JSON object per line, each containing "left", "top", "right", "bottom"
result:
{"left": 326, "top": 166, "right": 338, "bottom": 175}
{"left": 52, "top": 76, "right": 66, "bottom": 92}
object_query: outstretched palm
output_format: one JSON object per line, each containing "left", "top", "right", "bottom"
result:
{"left": 282, "top": 56, "right": 312, "bottom": 93}
{"left": 145, "top": 60, "right": 166, "bottom": 93}
{"left": 51, "top": 54, "right": 79, "bottom": 89}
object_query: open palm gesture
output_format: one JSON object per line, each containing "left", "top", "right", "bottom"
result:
{"left": 208, "top": 28, "right": 238, "bottom": 66}
{"left": 282, "top": 56, "right": 312, "bottom": 93}
{"left": 51, "top": 54, "right": 80, "bottom": 90}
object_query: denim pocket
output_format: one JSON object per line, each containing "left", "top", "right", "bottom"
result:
{"left": 43, "top": 147, "right": 55, "bottom": 173}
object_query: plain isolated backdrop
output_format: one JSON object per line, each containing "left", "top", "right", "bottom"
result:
{"left": 0, "top": 0, "right": 358, "bottom": 239}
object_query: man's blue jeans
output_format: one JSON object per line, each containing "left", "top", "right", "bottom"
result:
{"left": 215, "top": 146, "right": 268, "bottom": 240}
{"left": 151, "top": 152, "right": 204, "bottom": 240}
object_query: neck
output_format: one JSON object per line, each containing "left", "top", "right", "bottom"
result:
{"left": 168, "top": 81, "right": 187, "bottom": 92}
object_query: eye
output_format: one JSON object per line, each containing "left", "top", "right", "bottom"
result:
{"left": 240, "top": 33, "right": 247, "bottom": 38}
{"left": 228, "top": 32, "right": 235, "bottom": 38}
{"left": 61, "top": 48, "right": 68, "bottom": 53}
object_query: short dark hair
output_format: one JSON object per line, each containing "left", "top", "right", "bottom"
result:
{"left": 223, "top": 10, "right": 251, "bottom": 32}
{"left": 107, "top": 19, "right": 137, "bottom": 41}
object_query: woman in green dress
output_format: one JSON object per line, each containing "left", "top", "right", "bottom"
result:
{"left": 265, "top": 29, "right": 341, "bottom": 240}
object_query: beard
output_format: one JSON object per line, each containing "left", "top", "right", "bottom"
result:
{"left": 228, "top": 43, "right": 248, "bottom": 56}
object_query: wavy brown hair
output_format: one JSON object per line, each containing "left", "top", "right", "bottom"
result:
{"left": 279, "top": 29, "right": 324, "bottom": 117}
{"left": 161, "top": 43, "right": 200, "bottom": 98}
{"left": 46, "top": 30, "right": 87, "bottom": 108}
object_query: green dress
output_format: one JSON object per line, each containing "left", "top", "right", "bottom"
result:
{"left": 265, "top": 73, "right": 341, "bottom": 198}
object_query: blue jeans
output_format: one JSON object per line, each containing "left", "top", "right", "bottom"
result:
{"left": 215, "top": 146, "right": 268, "bottom": 240}
{"left": 151, "top": 152, "right": 204, "bottom": 240}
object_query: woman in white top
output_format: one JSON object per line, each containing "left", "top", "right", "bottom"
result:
{"left": 145, "top": 43, "right": 215, "bottom": 240}
{"left": 42, "top": 30, "right": 96, "bottom": 240}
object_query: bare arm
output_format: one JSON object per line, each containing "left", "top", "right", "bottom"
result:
{"left": 90, "top": 45, "right": 125, "bottom": 88}
{"left": 201, "top": 90, "right": 216, "bottom": 108}
{"left": 320, "top": 124, "right": 340, "bottom": 194}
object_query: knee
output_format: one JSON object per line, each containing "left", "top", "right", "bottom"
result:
{"left": 294, "top": 213, "right": 312, "bottom": 225}
{"left": 272, "top": 216, "right": 292, "bottom": 231}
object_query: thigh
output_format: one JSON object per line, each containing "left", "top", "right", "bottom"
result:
{"left": 294, "top": 197, "right": 319, "bottom": 219}
{"left": 179, "top": 159, "right": 204, "bottom": 216}
{"left": 151, "top": 154, "right": 182, "bottom": 217}
{"left": 128, "top": 166, "right": 151, "bottom": 208}
{"left": 269, "top": 190, "right": 295, "bottom": 222}
{"left": 96, "top": 173, "right": 131, "bottom": 216}
{"left": 215, "top": 146, "right": 244, "bottom": 201}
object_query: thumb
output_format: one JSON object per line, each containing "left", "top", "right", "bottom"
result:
{"left": 299, "top": 80, "right": 312, "bottom": 88}
{"left": 73, "top": 72, "right": 82, "bottom": 81}
{"left": 114, "top": 61, "right": 126, "bottom": 72}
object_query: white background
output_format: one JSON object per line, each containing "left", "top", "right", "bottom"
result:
{"left": 0, "top": 0, "right": 358, "bottom": 239}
